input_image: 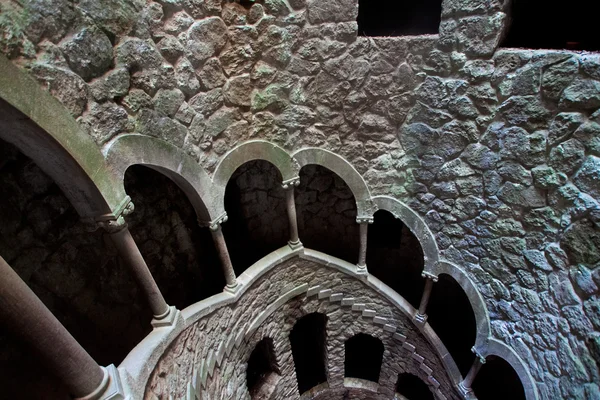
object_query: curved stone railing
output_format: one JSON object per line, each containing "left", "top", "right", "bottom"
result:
{"left": 119, "top": 246, "right": 468, "bottom": 399}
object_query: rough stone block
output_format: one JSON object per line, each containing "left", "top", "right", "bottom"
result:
{"left": 394, "top": 333, "right": 407, "bottom": 342}
{"left": 341, "top": 297, "right": 356, "bottom": 306}
{"left": 402, "top": 342, "right": 416, "bottom": 352}
{"left": 383, "top": 324, "right": 397, "bottom": 333}
{"left": 373, "top": 316, "right": 387, "bottom": 325}
{"left": 330, "top": 293, "right": 344, "bottom": 302}
{"left": 351, "top": 303, "right": 366, "bottom": 311}
{"left": 307, "top": 285, "right": 321, "bottom": 297}
{"left": 318, "top": 289, "right": 333, "bottom": 299}
{"left": 362, "top": 309, "right": 376, "bottom": 318}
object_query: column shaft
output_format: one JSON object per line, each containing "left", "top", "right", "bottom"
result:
{"left": 0, "top": 256, "right": 105, "bottom": 398}
{"left": 109, "top": 227, "right": 170, "bottom": 318}
{"left": 462, "top": 357, "right": 485, "bottom": 389}
{"left": 357, "top": 222, "right": 368, "bottom": 269}
{"left": 285, "top": 187, "right": 301, "bottom": 247}
{"left": 211, "top": 225, "right": 238, "bottom": 289}
{"left": 418, "top": 278, "right": 434, "bottom": 315}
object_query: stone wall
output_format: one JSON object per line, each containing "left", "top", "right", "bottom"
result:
{"left": 0, "top": 0, "right": 599, "bottom": 398}
{"left": 145, "top": 257, "right": 460, "bottom": 399}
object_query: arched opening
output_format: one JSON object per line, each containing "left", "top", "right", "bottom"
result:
{"left": 366, "top": 210, "right": 426, "bottom": 309}
{"left": 289, "top": 313, "right": 328, "bottom": 394}
{"left": 222, "top": 160, "right": 288, "bottom": 275}
{"left": 357, "top": 0, "right": 442, "bottom": 37}
{"left": 395, "top": 373, "right": 434, "bottom": 400}
{"left": 0, "top": 140, "right": 147, "bottom": 399}
{"left": 124, "top": 165, "right": 225, "bottom": 309}
{"left": 472, "top": 356, "right": 526, "bottom": 400}
{"left": 247, "top": 337, "right": 281, "bottom": 399}
{"left": 426, "top": 274, "right": 477, "bottom": 376}
{"left": 296, "top": 165, "right": 359, "bottom": 264}
{"left": 502, "top": 0, "right": 600, "bottom": 51}
{"left": 344, "top": 333, "right": 384, "bottom": 383}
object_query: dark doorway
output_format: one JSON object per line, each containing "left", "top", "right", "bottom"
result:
{"left": 290, "top": 313, "right": 328, "bottom": 394}
{"left": 366, "top": 210, "right": 426, "bottom": 309}
{"left": 344, "top": 333, "right": 384, "bottom": 383}
{"left": 125, "top": 165, "right": 225, "bottom": 308}
{"left": 472, "top": 356, "right": 526, "bottom": 400}
{"left": 426, "top": 274, "right": 477, "bottom": 376}
{"left": 503, "top": 0, "right": 600, "bottom": 51}
{"left": 396, "top": 373, "right": 434, "bottom": 400}
{"left": 223, "top": 160, "right": 288, "bottom": 275}
{"left": 357, "top": 0, "right": 443, "bottom": 37}
{"left": 247, "top": 337, "right": 280, "bottom": 398}
{"left": 296, "top": 165, "right": 359, "bottom": 264}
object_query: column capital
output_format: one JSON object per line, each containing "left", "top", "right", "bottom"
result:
{"left": 282, "top": 176, "right": 301, "bottom": 190}
{"left": 92, "top": 196, "right": 134, "bottom": 233}
{"left": 421, "top": 271, "right": 439, "bottom": 282}
{"left": 356, "top": 216, "right": 374, "bottom": 224}
{"left": 471, "top": 346, "right": 487, "bottom": 364}
{"left": 200, "top": 212, "right": 229, "bottom": 231}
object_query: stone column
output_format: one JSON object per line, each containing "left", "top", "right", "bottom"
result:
{"left": 98, "top": 201, "right": 177, "bottom": 328}
{"left": 356, "top": 216, "right": 373, "bottom": 275}
{"left": 208, "top": 213, "right": 239, "bottom": 293}
{"left": 459, "top": 348, "right": 486, "bottom": 397}
{"left": 0, "top": 255, "right": 109, "bottom": 398}
{"left": 283, "top": 177, "right": 302, "bottom": 250}
{"left": 414, "top": 272, "right": 438, "bottom": 325}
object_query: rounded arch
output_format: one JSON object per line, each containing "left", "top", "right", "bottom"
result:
{"left": 292, "top": 148, "right": 374, "bottom": 218}
{"left": 372, "top": 195, "right": 439, "bottom": 271}
{"left": 0, "top": 54, "right": 127, "bottom": 219}
{"left": 430, "top": 261, "right": 491, "bottom": 350}
{"left": 480, "top": 338, "right": 539, "bottom": 400}
{"left": 213, "top": 141, "right": 299, "bottom": 216}
{"left": 105, "top": 134, "right": 216, "bottom": 223}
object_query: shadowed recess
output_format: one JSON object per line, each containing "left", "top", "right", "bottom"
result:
{"left": 290, "top": 313, "right": 328, "bottom": 394}
{"left": 427, "top": 274, "right": 477, "bottom": 376}
{"left": 367, "top": 209, "right": 426, "bottom": 309}
{"left": 344, "top": 333, "right": 384, "bottom": 383}
{"left": 222, "top": 160, "right": 288, "bottom": 275}
{"left": 247, "top": 337, "right": 280, "bottom": 398}
{"left": 396, "top": 372, "right": 434, "bottom": 400}
{"left": 124, "top": 165, "right": 225, "bottom": 308}
{"left": 503, "top": 0, "right": 600, "bottom": 51}
{"left": 472, "top": 356, "right": 526, "bottom": 400}
{"left": 296, "top": 165, "right": 359, "bottom": 264}
{"left": 357, "top": 0, "right": 443, "bottom": 36}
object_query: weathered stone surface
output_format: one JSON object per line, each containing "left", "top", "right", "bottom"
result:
{"left": 186, "top": 17, "right": 228, "bottom": 65}
{"left": 542, "top": 57, "right": 579, "bottom": 100}
{"left": 574, "top": 156, "right": 600, "bottom": 201}
{"left": 306, "top": 0, "right": 357, "bottom": 24}
{"left": 560, "top": 79, "right": 600, "bottom": 110}
{"left": 60, "top": 26, "right": 113, "bottom": 81}
{"left": 30, "top": 63, "right": 89, "bottom": 117}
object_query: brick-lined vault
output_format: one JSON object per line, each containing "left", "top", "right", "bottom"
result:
{"left": 0, "top": 0, "right": 599, "bottom": 399}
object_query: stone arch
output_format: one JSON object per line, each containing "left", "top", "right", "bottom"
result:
{"left": 0, "top": 54, "right": 127, "bottom": 219}
{"left": 105, "top": 134, "right": 216, "bottom": 223}
{"left": 212, "top": 141, "right": 299, "bottom": 216}
{"left": 292, "top": 148, "right": 374, "bottom": 219}
{"left": 480, "top": 338, "right": 539, "bottom": 400}
{"left": 429, "top": 261, "right": 491, "bottom": 350}
{"left": 372, "top": 195, "right": 439, "bottom": 271}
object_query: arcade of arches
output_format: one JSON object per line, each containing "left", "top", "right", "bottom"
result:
{"left": 0, "top": 0, "right": 599, "bottom": 399}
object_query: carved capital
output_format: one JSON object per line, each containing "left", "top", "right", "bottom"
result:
{"left": 202, "top": 212, "right": 228, "bottom": 231}
{"left": 471, "top": 346, "right": 487, "bottom": 364}
{"left": 421, "top": 271, "right": 439, "bottom": 282}
{"left": 356, "top": 216, "right": 374, "bottom": 224}
{"left": 282, "top": 176, "right": 301, "bottom": 190}
{"left": 414, "top": 313, "right": 428, "bottom": 325}
{"left": 94, "top": 196, "right": 134, "bottom": 234}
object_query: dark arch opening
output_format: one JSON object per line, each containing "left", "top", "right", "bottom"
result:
{"left": 472, "top": 356, "right": 526, "bottom": 400}
{"left": 296, "top": 165, "right": 359, "bottom": 264}
{"left": 290, "top": 313, "right": 328, "bottom": 394}
{"left": 124, "top": 165, "right": 225, "bottom": 309}
{"left": 357, "top": 0, "right": 442, "bottom": 37}
{"left": 502, "top": 0, "right": 600, "bottom": 51}
{"left": 396, "top": 373, "right": 434, "bottom": 400}
{"left": 366, "top": 210, "right": 426, "bottom": 309}
{"left": 426, "top": 274, "right": 477, "bottom": 376}
{"left": 247, "top": 337, "right": 281, "bottom": 398}
{"left": 0, "top": 140, "right": 147, "bottom": 399}
{"left": 344, "top": 333, "right": 384, "bottom": 383}
{"left": 222, "top": 160, "right": 288, "bottom": 275}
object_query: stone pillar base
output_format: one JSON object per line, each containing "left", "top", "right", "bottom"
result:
{"left": 224, "top": 282, "right": 241, "bottom": 294}
{"left": 356, "top": 265, "right": 368, "bottom": 276}
{"left": 75, "top": 365, "right": 126, "bottom": 400}
{"left": 458, "top": 381, "right": 477, "bottom": 400}
{"left": 151, "top": 305, "right": 179, "bottom": 329}
{"left": 414, "top": 313, "right": 428, "bottom": 325}
{"left": 288, "top": 239, "right": 303, "bottom": 250}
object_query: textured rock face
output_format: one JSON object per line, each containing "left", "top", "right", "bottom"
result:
{"left": 0, "top": 0, "right": 599, "bottom": 399}
{"left": 145, "top": 258, "right": 461, "bottom": 400}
